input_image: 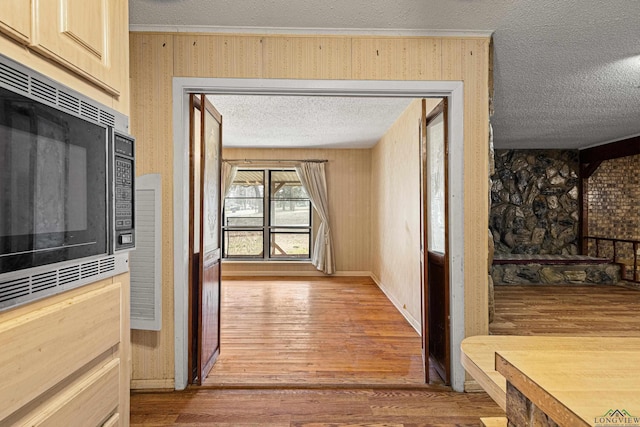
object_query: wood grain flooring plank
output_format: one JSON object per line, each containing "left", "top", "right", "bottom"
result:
{"left": 132, "top": 282, "right": 640, "bottom": 425}
{"left": 131, "top": 388, "right": 503, "bottom": 426}
{"left": 203, "top": 277, "right": 430, "bottom": 386}
{"left": 130, "top": 277, "right": 507, "bottom": 425}
{"left": 490, "top": 285, "right": 640, "bottom": 336}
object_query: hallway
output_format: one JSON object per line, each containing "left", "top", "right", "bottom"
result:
{"left": 203, "top": 277, "right": 435, "bottom": 386}
{"left": 129, "top": 277, "right": 506, "bottom": 426}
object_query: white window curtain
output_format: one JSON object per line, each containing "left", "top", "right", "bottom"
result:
{"left": 221, "top": 161, "right": 238, "bottom": 201}
{"left": 295, "top": 162, "right": 335, "bottom": 275}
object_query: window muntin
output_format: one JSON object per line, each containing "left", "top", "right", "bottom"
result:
{"left": 222, "top": 169, "right": 311, "bottom": 260}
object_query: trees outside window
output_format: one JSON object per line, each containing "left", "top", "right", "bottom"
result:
{"left": 222, "top": 169, "right": 312, "bottom": 260}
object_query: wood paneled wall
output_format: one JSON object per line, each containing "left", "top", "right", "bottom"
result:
{"left": 221, "top": 148, "right": 372, "bottom": 277}
{"left": 129, "top": 32, "right": 490, "bottom": 388}
{"left": 129, "top": 33, "right": 176, "bottom": 389}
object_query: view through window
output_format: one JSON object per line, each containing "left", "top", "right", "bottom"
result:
{"left": 223, "top": 169, "right": 312, "bottom": 260}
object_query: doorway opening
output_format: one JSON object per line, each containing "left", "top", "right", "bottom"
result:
{"left": 173, "top": 78, "right": 466, "bottom": 392}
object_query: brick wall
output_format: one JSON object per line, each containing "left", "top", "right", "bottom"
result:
{"left": 587, "top": 154, "right": 640, "bottom": 271}
{"left": 587, "top": 154, "right": 640, "bottom": 241}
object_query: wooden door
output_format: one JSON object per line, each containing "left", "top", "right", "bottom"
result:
{"left": 188, "top": 94, "right": 223, "bottom": 384}
{"left": 419, "top": 99, "right": 430, "bottom": 383}
{"left": 425, "top": 99, "right": 450, "bottom": 385}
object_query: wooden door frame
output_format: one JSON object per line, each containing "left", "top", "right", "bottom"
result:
{"left": 419, "top": 99, "right": 429, "bottom": 383}
{"left": 423, "top": 99, "right": 451, "bottom": 384}
{"left": 171, "top": 78, "right": 467, "bottom": 392}
{"left": 187, "top": 94, "right": 201, "bottom": 384}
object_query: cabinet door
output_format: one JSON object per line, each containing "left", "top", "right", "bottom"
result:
{"left": 32, "top": 0, "right": 124, "bottom": 96}
{"left": 0, "top": 0, "right": 32, "bottom": 44}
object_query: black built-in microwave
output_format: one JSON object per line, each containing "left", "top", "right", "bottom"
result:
{"left": 0, "top": 54, "right": 135, "bottom": 302}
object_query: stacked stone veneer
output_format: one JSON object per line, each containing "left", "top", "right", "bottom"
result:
{"left": 490, "top": 150, "right": 580, "bottom": 255}
{"left": 489, "top": 149, "right": 623, "bottom": 286}
{"left": 587, "top": 154, "right": 640, "bottom": 268}
{"left": 491, "top": 263, "right": 620, "bottom": 285}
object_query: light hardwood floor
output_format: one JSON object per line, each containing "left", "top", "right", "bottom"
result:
{"left": 131, "top": 281, "right": 640, "bottom": 426}
{"left": 130, "top": 388, "right": 503, "bottom": 426}
{"left": 490, "top": 284, "right": 640, "bottom": 336}
{"left": 204, "top": 277, "right": 431, "bottom": 386}
{"left": 131, "top": 277, "right": 505, "bottom": 426}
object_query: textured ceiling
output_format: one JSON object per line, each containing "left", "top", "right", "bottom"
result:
{"left": 128, "top": 0, "right": 509, "bottom": 31}
{"left": 130, "top": 0, "right": 640, "bottom": 150}
{"left": 491, "top": 2, "right": 640, "bottom": 149}
{"left": 207, "top": 95, "right": 415, "bottom": 148}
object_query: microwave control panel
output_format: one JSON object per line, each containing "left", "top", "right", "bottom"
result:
{"left": 113, "top": 132, "right": 135, "bottom": 251}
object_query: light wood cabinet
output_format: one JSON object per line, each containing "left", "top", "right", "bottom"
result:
{"left": 31, "top": 0, "right": 124, "bottom": 96}
{"left": 0, "top": 276, "right": 130, "bottom": 426}
{"left": 0, "top": 2, "right": 130, "bottom": 424}
{"left": 0, "top": 0, "right": 32, "bottom": 44}
{"left": 7, "top": 359, "right": 121, "bottom": 427}
{"left": 1, "top": 0, "right": 127, "bottom": 98}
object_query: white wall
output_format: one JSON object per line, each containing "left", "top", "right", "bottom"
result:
{"left": 370, "top": 98, "right": 441, "bottom": 331}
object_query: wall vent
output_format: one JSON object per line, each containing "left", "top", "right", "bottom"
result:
{"left": 81, "top": 260, "right": 100, "bottom": 278}
{"left": 0, "top": 61, "right": 28, "bottom": 92}
{"left": 100, "top": 110, "right": 116, "bottom": 127}
{"left": 59, "top": 265, "right": 80, "bottom": 286}
{"left": 58, "top": 91, "right": 80, "bottom": 115}
{"left": 31, "top": 271, "right": 57, "bottom": 293}
{"left": 31, "top": 78, "right": 57, "bottom": 104}
{"left": 100, "top": 257, "right": 116, "bottom": 273}
{"left": 0, "top": 254, "right": 129, "bottom": 312}
{"left": 130, "top": 174, "right": 162, "bottom": 330}
{"left": 80, "top": 100, "right": 100, "bottom": 122}
{"left": 0, "top": 278, "right": 30, "bottom": 303}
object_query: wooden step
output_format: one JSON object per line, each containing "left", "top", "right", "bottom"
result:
{"left": 481, "top": 417, "right": 507, "bottom": 427}
{"left": 461, "top": 335, "right": 640, "bottom": 412}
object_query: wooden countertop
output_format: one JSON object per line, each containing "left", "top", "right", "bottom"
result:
{"left": 461, "top": 335, "right": 640, "bottom": 425}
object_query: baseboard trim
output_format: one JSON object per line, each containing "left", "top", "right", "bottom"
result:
{"left": 464, "top": 379, "right": 485, "bottom": 393}
{"left": 131, "top": 379, "right": 175, "bottom": 390}
{"left": 334, "top": 271, "right": 372, "bottom": 277}
{"left": 370, "top": 273, "right": 421, "bottom": 335}
{"left": 222, "top": 270, "right": 372, "bottom": 278}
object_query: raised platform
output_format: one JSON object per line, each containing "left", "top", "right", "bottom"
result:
{"left": 491, "top": 254, "right": 620, "bottom": 285}
{"left": 461, "top": 335, "right": 640, "bottom": 426}
{"left": 493, "top": 254, "right": 611, "bottom": 265}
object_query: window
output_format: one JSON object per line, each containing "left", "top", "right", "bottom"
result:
{"left": 223, "top": 169, "right": 312, "bottom": 260}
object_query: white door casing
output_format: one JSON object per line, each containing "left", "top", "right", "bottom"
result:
{"left": 172, "top": 78, "right": 466, "bottom": 391}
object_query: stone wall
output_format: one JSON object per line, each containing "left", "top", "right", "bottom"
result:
{"left": 488, "top": 124, "right": 495, "bottom": 322}
{"left": 490, "top": 150, "right": 580, "bottom": 255}
{"left": 492, "top": 262, "right": 620, "bottom": 285}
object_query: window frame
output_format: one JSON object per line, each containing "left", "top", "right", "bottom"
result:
{"left": 222, "top": 168, "right": 313, "bottom": 261}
